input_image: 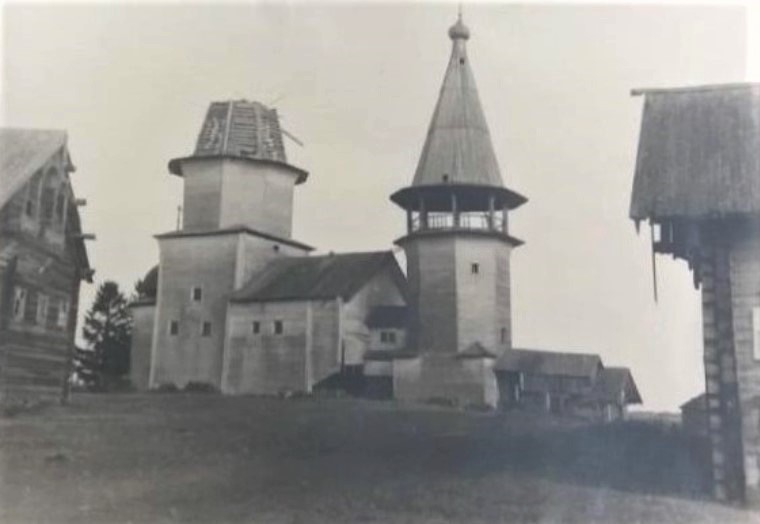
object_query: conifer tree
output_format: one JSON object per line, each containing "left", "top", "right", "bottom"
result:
{"left": 77, "top": 281, "right": 132, "bottom": 389}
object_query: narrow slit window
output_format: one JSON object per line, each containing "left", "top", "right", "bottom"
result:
{"left": 471, "top": 263, "right": 480, "bottom": 274}
{"left": 252, "top": 321, "right": 260, "bottom": 335}
{"left": 201, "top": 321, "right": 212, "bottom": 337}
{"left": 57, "top": 298, "right": 69, "bottom": 328}
{"left": 12, "top": 287, "right": 26, "bottom": 321}
{"left": 274, "top": 320, "right": 284, "bottom": 335}
{"left": 169, "top": 320, "right": 179, "bottom": 336}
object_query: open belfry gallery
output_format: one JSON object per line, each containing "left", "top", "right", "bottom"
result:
{"left": 128, "top": 15, "right": 640, "bottom": 420}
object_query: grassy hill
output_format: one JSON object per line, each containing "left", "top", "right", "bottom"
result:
{"left": 1, "top": 394, "right": 756, "bottom": 523}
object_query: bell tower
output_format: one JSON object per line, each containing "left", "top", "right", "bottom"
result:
{"left": 390, "top": 15, "right": 526, "bottom": 406}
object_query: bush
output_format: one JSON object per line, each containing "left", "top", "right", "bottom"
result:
{"left": 152, "top": 383, "right": 179, "bottom": 393}
{"left": 183, "top": 382, "right": 218, "bottom": 393}
{"left": 464, "top": 402, "right": 494, "bottom": 413}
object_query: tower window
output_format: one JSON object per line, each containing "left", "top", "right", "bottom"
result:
{"left": 169, "top": 320, "right": 179, "bottom": 336}
{"left": 252, "top": 321, "right": 261, "bottom": 334}
{"left": 380, "top": 331, "right": 397, "bottom": 344}
{"left": 191, "top": 287, "right": 202, "bottom": 302}
{"left": 471, "top": 263, "right": 480, "bottom": 274}
{"left": 274, "top": 320, "right": 284, "bottom": 335}
{"left": 201, "top": 321, "right": 212, "bottom": 337}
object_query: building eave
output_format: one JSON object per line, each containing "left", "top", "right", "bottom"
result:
{"left": 154, "top": 226, "right": 315, "bottom": 252}
{"left": 168, "top": 154, "right": 309, "bottom": 184}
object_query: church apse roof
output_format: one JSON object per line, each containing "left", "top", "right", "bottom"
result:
{"left": 230, "top": 251, "right": 407, "bottom": 303}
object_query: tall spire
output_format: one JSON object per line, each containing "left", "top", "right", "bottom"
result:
{"left": 412, "top": 14, "right": 504, "bottom": 188}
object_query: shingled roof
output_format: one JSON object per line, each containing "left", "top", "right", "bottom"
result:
{"left": 412, "top": 16, "right": 504, "bottom": 188}
{"left": 494, "top": 348, "right": 602, "bottom": 379}
{"left": 0, "top": 128, "right": 71, "bottom": 208}
{"left": 630, "top": 83, "right": 760, "bottom": 220}
{"left": 230, "top": 251, "right": 406, "bottom": 303}
{"left": 168, "top": 100, "right": 308, "bottom": 183}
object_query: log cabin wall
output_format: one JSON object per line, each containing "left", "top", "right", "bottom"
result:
{"left": 700, "top": 227, "right": 745, "bottom": 502}
{"left": 728, "top": 221, "right": 760, "bottom": 504}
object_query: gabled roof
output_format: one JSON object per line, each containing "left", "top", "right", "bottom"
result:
{"left": 366, "top": 305, "right": 408, "bottom": 329}
{"left": 411, "top": 16, "right": 504, "bottom": 188}
{"left": 680, "top": 392, "right": 707, "bottom": 412}
{"left": 0, "top": 128, "right": 70, "bottom": 208}
{"left": 630, "top": 83, "right": 760, "bottom": 220}
{"left": 494, "top": 348, "right": 602, "bottom": 379}
{"left": 0, "top": 128, "right": 91, "bottom": 278}
{"left": 591, "top": 367, "right": 642, "bottom": 404}
{"left": 230, "top": 251, "right": 407, "bottom": 303}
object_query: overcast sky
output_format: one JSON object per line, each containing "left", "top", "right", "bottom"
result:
{"left": 1, "top": 2, "right": 751, "bottom": 410}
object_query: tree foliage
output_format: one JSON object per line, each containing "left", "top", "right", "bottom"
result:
{"left": 75, "top": 281, "right": 132, "bottom": 389}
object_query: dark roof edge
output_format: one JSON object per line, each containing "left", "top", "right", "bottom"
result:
{"left": 631, "top": 82, "right": 760, "bottom": 97}
{"left": 168, "top": 154, "right": 309, "bottom": 184}
{"left": 155, "top": 226, "right": 315, "bottom": 251}
{"left": 394, "top": 228, "right": 524, "bottom": 248}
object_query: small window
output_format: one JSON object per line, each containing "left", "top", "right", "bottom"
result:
{"left": 56, "top": 192, "right": 66, "bottom": 221}
{"left": 274, "top": 320, "right": 284, "bottom": 335}
{"left": 442, "top": 174, "right": 449, "bottom": 183}
{"left": 471, "top": 263, "right": 480, "bottom": 274}
{"left": 57, "top": 298, "right": 69, "bottom": 329}
{"left": 191, "top": 287, "right": 202, "bottom": 302}
{"left": 201, "top": 321, "right": 212, "bottom": 337}
{"left": 41, "top": 187, "right": 55, "bottom": 221}
{"left": 500, "top": 327, "right": 507, "bottom": 344}
{"left": 169, "top": 320, "right": 179, "bottom": 336}
{"left": 36, "top": 293, "right": 49, "bottom": 325}
{"left": 252, "top": 321, "right": 261, "bottom": 334}
{"left": 12, "top": 287, "right": 26, "bottom": 321}
{"left": 380, "top": 331, "right": 397, "bottom": 344}
{"left": 24, "top": 290, "right": 38, "bottom": 324}
{"left": 273, "top": 244, "right": 280, "bottom": 253}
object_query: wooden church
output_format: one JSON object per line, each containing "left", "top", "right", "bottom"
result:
{"left": 131, "top": 15, "right": 641, "bottom": 418}
{"left": 630, "top": 83, "right": 760, "bottom": 504}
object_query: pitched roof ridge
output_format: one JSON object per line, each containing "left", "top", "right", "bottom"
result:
{"left": 632, "top": 82, "right": 760, "bottom": 97}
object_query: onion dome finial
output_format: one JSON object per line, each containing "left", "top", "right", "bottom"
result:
{"left": 448, "top": 12, "right": 470, "bottom": 41}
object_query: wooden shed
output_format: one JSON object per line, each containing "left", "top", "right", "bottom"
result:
{"left": 0, "top": 128, "right": 92, "bottom": 404}
{"left": 629, "top": 83, "right": 760, "bottom": 503}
